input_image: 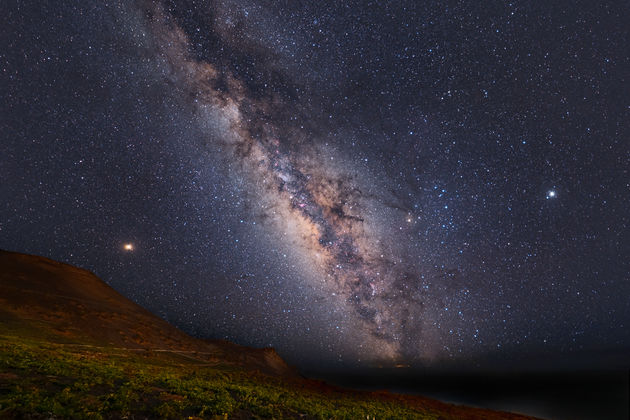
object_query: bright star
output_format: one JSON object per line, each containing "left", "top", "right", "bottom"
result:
{"left": 546, "top": 190, "right": 557, "bottom": 199}
{"left": 123, "top": 243, "right": 134, "bottom": 251}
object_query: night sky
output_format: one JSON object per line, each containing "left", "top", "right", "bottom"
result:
{"left": 2, "top": 0, "right": 629, "bottom": 371}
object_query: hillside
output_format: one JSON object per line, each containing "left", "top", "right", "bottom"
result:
{"left": 0, "top": 250, "right": 292, "bottom": 378}
{"left": 0, "top": 250, "right": 539, "bottom": 419}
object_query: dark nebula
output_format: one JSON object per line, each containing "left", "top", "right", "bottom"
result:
{"left": 2, "top": 0, "right": 629, "bottom": 370}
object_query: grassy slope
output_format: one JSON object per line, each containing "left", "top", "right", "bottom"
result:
{"left": 0, "top": 334, "right": 421, "bottom": 419}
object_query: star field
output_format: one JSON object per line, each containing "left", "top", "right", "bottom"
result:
{"left": 1, "top": 0, "right": 629, "bottom": 370}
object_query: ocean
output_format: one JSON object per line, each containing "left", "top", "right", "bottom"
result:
{"left": 308, "top": 369, "right": 629, "bottom": 420}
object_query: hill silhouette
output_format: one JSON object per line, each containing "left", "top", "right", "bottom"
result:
{"left": 0, "top": 250, "right": 539, "bottom": 419}
{"left": 0, "top": 250, "right": 292, "bottom": 378}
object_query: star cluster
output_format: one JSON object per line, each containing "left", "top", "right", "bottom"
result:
{"left": 1, "top": 0, "right": 629, "bottom": 369}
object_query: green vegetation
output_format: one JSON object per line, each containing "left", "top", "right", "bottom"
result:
{"left": 0, "top": 335, "right": 440, "bottom": 419}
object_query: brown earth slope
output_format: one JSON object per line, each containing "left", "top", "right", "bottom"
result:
{"left": 0, "top": 249, "right": 293, "bottom": 377}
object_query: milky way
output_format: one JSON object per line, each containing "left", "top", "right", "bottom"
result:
{"left": 138, "top": 2, "right": 437, "bottom": 363}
